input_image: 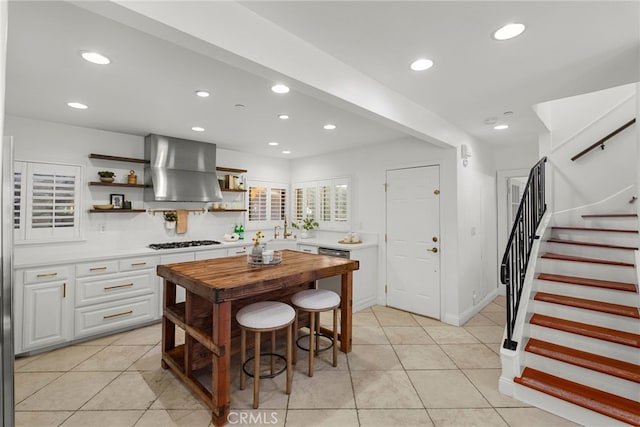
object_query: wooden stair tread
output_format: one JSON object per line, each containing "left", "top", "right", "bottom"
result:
{"left": 515, "top": 367, "right": 640, "bottom": 426}
{"left": 541, "top": 252, "right": 634, "bottom": 267}
{"left": 530, "top": 314, "right": 640, "bottom": 348}
{"left": 552, "top": 226, "right": 638, "bottom": 233}
{"left": 546, "top": 238, "right": 638, "bottom": 251}
{"left": 536, "top": 273, "right": 637, "bottom": 293}
{"left": 582, "top": 214, "right": 638, "bottom": 218}
{"left": 526, "top": 338, "right": 640, "bottom": 383}
{"left": 534, "top": 292, "right": 640, "bottom": 318}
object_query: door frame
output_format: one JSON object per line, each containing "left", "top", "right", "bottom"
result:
{"left": 384, "top": 164, "right": 442, "bottom": 318}
{"left": 496, "top": 168, "right": 529, "bottom": 291}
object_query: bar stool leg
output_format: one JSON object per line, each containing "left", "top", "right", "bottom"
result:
{"left": 332, "top": 308, "right": 338, "bottom": 367}
{"left": 271, "top": 330, "right": 276, "bottom": 375}
{"left": 292, "top": 308, "right": 298, "bottom": 365}
{"left": 308, "top": 310, "right": 315, "bottom": 377}
{"left": 240, "top": 328, "right": 246, "bottom": 390}
{"left": 315, "top": 312, "right": 321, "bottom": 355}
{"left": 253, "top": 331, "right": 261, "bottom": 409}
{"left": 286, "top": 323, "right": 292, "bottom": 394}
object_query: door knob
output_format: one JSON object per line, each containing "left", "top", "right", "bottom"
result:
{"left": 428, "top": 247, "right": 438, "bottom": 253}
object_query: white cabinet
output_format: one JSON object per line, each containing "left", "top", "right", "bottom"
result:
{"left": 194, "top": 249, "right": 227, "bottom": 261}
{"left": 159, "top": 252, "right": 194, "bottom": 305}
{"left": 227, "top": 246, "right": 248, "bottom": 256}
{"left": 15, "top": 254, "right": 160, "bottom": 355}
{"left": 297, "top": 244, "right": 318, "bottom": 254}
{"left": 75, "top": 295, "right": 156, "bottom": 339}
{"left": 18, "top": 265, "right": 74, "bottom": 353}
{"left": 350, "top": 246, "right": 378, "bottom": 311}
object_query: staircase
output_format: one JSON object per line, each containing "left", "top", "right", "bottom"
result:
{"left": 513, "top": 214, "right": 640, "bottom": 426}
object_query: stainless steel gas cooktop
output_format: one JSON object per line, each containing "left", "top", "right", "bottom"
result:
{"left": 148, "top": 240, "right": 222, "bottom": 250}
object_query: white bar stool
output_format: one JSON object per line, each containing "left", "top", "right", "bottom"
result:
{"left": 236, "top": 301, "right": 295, "bottom": 409}
{"left": 291, "top": 289, "right": 340, "bottom": 377}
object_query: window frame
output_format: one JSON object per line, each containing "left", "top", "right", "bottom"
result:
{"left": 246, "top": 179, "right": 289, "bottom": 231}
{"left": 14, "top": 160, "right": 83, "bottom": 244}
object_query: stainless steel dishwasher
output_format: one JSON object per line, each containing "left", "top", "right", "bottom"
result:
{"left": 317, "top": 247, "right": 350, "bottom": 294}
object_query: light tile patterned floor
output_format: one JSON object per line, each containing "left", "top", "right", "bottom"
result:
{"left": 13, "top": 296, "right": 581, "bottom": 426}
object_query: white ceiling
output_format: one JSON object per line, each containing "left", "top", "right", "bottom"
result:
{"left": 5, "top": 1, "right": 639, "bottom": 159}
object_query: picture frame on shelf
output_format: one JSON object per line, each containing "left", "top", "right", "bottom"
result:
{"left": 110, "top": 193, "right": 125, "bottom": 209}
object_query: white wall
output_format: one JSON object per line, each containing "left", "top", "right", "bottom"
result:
{"left": 5, "top": 115, "right": 290, "bottom": 261}
{"left": 494, "top": 143, "right": 539, "bottom": 172}
{"left": 455, "top": 139, "right": 498, "bottom": 324}
{"left": 539, "top": 84, "right": 637, "bottom": 218}
{"left": 291, "top": 137, "right": 499, "bottom": 325}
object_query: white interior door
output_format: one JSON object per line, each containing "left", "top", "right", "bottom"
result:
{"left": 386, "top": 165, "right": 440, "bottom": 318}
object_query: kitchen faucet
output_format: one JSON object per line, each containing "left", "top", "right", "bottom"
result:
{"left": 283, "top": 216, "right": 293, "bottom": 239}
{"left": 274, "top": 224, "right": 281, "bottom": 239}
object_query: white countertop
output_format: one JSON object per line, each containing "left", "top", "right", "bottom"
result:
{"left": 13, "top": 236, "right": 377, "bottom": 269}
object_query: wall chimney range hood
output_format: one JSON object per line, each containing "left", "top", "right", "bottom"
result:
{"left": 144, "top": 134, "right": 223, "bottom": 202}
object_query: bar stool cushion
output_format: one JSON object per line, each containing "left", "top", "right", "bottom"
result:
{"left": 292, "top": 289, "right": 340, "bottom": 310}
{"left": 237, "top": 301, "right": 295, "bottom": 330}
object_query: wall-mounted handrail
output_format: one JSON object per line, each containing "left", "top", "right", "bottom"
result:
{"left": 500, "top": 157, "right": 547, "bottom": 350}
{"left": 571, "top": 118, "right": 636, "bottom": 161}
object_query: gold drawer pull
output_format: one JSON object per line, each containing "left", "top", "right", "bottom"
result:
{"left": 37, "top": 272, "right": 58, "bottom": 278}
{"left": 104, "top": 283, "right": 134, "bottom": 291}
{"left": 103, "top": 310, "right": 133, "bottom": 319}
{"left": 131, "top": 262, "right": 147, "bottom": 266}
{"left": 89, "top": 266, "right": 108, "bottom": 271}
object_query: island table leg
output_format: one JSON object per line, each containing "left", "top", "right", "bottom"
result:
{"left": 211, "top": 301, "right": 231, "bottom": 426}
{"left": 340, "top": 272, "right": 353, "bottom": 353}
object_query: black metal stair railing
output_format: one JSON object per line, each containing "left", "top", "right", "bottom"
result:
{"left": 500, "top": 157, "right": 547, "bottom": 350}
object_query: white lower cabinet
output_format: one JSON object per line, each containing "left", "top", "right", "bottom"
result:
{"left": 75, "top": 294, "right": 156, "bottom": 339}
{"left": 22, "top": 279, "right": 73, "bottom": 352}
{"left": 15, "top": 255, "right": 160, "bottom": 354}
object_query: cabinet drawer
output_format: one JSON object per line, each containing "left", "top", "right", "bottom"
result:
{"left": 23, "top": 266, "right": 72, "bottom": 284}
{"left": 76, "top": 272, "right": 154, "bottom": 307}
{"left": 118, "top": 256, "right": 158, "bottom": 272}
{"left": 74, "top": 295, "right": 156, "bottom": 339}
{"left": 76, "top": 260, "right": 119, "bottom": 277}
{"left": 227, "top": 246, "right": 248, "bottom": 256}
{"left": 195, "top": 249, "right": 226, "bottom": 260}
{"left": 297, "top": 245, "right": 318, "bottom": 254}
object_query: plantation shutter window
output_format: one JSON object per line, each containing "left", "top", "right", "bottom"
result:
{"left": 248, "top": 186, "right": 267, "bottom": 221}
{"left": 247, "top": 180, "right": 288, "bottom": 228}
{"left": 15, "top": 161, "right": 82, "bottom": 242}
{"left": 293, "top": 177, "right": 350, "bottom": 231}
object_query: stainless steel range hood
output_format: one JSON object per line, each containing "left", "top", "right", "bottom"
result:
{"left": 144, "top": 134, "right": 223, "bottom": 202}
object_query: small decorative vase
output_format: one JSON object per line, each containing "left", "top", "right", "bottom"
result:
{"left": 300, "top": 230, "right": 309, "bottom": 239}
{"left": 252, "top": 245, "right": 263, "bottom": 256}
{"left": 165, "top": 221, "right": 176, "bottom": 230}
{"left": 100, "top": 177, "right": 115, "bottom": 183}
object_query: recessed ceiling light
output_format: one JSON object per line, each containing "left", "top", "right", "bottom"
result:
{"left": 191, "top": 126, "right": 205, "bottom": 132}
{"left": 268, "top": 141, "right": 279, "bottom": 146}
{"left": 271, "top": 84, "right": 290, "bottom": 94}
{"left": 278, "top": 114, "right": 289, "bottom": 120}
{"left": 80, "top": 51, "right": 110, "bottom": 65}
{"left": 484, "top": 117, "right": 498, "bottom": 125}
{"left": 195, "top": 90, "right": 210, "bottom": 98}
{"left": 494, "top": 124, "right": 509, "bottom": 130}
{"left": 282, "top": 150, "right": 291, "bottom": 154}
{"left": 410, "top": 58, "right": 434, "bottom": 71}
{"left": 67, "top": 102, "right": 88, "bottom": 110}
{"left": 492, "top": 23, "right": 526, "bottom": 41}
{"left": 323, "top": 124, "right": 337, "bottom": 130}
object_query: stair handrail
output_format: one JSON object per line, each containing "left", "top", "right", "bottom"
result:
{"left": 570, "top": 118, "right": 636, "bottom": 161}
{"left": 500, "top": 156, "right": 547, "bottom": 350}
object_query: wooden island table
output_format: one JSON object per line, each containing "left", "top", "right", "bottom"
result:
{"left": 156, "top": 249, "right": 359, "bottom": 426}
